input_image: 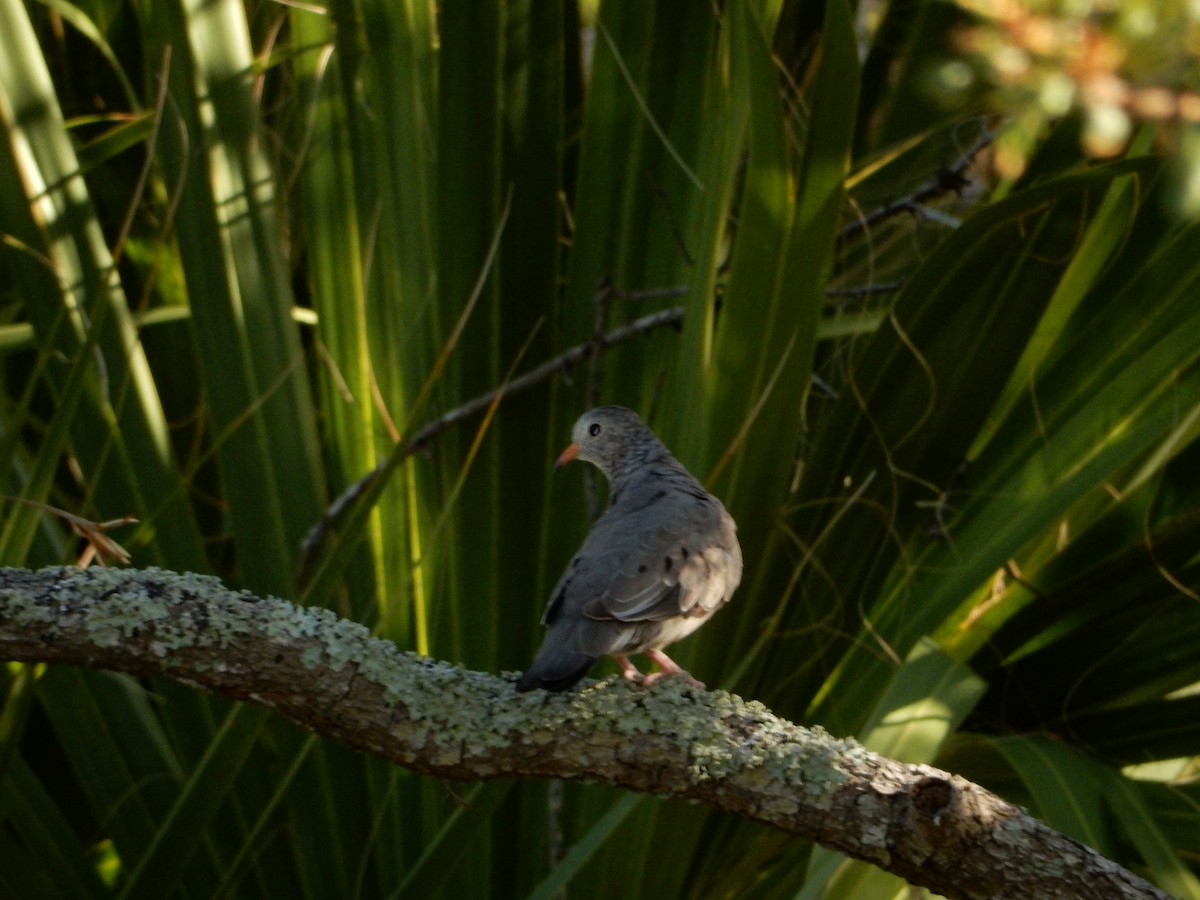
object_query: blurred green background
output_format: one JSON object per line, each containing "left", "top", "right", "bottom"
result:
{"left": 2, "top": 0, "right": 1199, "bottom": 896}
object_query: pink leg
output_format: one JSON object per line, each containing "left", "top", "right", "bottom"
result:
{"left": 615, "top": 655, "right": 643, "bottom": 682}
{"left": 642, "top": 649, "right": 704, "bottom": 688}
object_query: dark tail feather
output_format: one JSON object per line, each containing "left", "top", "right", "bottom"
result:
{"left": 516, "top": 651, "right": 598, "bottom": 692}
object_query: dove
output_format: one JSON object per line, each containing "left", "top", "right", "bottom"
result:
{"left": 516, "top": 405, "right": 742, "bottom": 692}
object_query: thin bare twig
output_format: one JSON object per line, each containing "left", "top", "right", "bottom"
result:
{"left": 6, "top": 498, "right": 137, "bottom": 567}
{"left": 411, "top": 304, "right": 684, "bottom": 455}
{"left": 298, "top": 305, "right": 685, "bottom": 564}
{"left": 580, "top": 280, "right": 688, "bottom": 514}
{"left": 585, "top": 276, "right": 615, "bottom": 412}
{"left": 584, "top": 279, "right": 688, "bottom": 403}
{"left": 825, "top": 280, "right": 905, "bottom": 302}
{"left": 839, "top": 126, "right": 995, "bottom": 242}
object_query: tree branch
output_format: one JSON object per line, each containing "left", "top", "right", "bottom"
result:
{"left": 0, "top": 566, "right": 1168, "bottom": 900}
{"left": 299, "top": 305, "right": 686, "bottom": 567}
{"left": 839, "top": 126, "right": 995, "bottom": 241}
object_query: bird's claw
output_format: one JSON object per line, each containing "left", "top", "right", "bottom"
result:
{"left": 642, "top": 670, "right": 704, "bottom": 689}
{"left": 616, "top": 655, "right": 644, "bottom": 683}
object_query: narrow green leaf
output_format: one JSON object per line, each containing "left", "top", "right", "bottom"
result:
{"left": 858, "top": 637, "right": 987, "bottom": 764}
{"left": 526, "top": 794, "right": 643, "bottom": 900}
{"left": 392, "top": 781, "right": 513, "bottom": 899}
{"left": 117, "top": 704, "right": 270, "bottom": 900}
{"left": 38, "top": 668, "right": 177, "bottom": 867}
{"left": 137, "top": 0, "right": 323, "bottom": 594}
{"left": 805, "top": 638, "right": 986, "bottom": 899}
{"left": 210, "top": 734, "right": 319, "bottom": 899}
{"left": 0, "top": 757, "right": 106, "bottom": 899}
{"left": 1105, "top": 771, "right": 1200, "bottom": 899}
{"left": 990, "top": 734, "right": 1112, "bottom": 853}
{"left": 0, "top": 0, "right": 206, "bottom": 570}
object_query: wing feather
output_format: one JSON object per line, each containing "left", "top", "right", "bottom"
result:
{"left": 561, "top": 488, "right": 736, "bottom": 624}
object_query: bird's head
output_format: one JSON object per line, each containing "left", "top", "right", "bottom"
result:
{"left": 555, "top": 405, "right": 661, "bottom": 481}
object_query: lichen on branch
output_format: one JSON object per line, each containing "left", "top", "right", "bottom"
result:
{"left": 0, "top": 566, "right": 1168, "bottom": 900}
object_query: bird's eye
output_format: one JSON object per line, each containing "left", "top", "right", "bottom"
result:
{"left": 588, "top": 423, "right": 602, "bottom": 437}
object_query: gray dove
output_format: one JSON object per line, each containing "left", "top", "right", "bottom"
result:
{"left": 516, "top": 406, "right": 742, "bottom": 692}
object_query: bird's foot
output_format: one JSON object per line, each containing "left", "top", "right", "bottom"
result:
{"left": 643, "top": 649, "right": 704, "bottom": 689}
{"left": 615, "top": 655, "right": 644, "bottom": 683}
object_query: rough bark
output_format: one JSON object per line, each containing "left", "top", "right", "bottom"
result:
{"left": 0, "top": 566, "right": 1169, "bottom": 899}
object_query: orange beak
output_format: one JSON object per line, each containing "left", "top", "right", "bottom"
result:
{"left": 554, "top": 442, "right": 581, "bottom": 469}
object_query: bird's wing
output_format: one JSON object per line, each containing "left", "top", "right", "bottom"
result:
{"left": 539, "top": 532, "right": 682, "bottom": 627}
{"left": 569, "top": 495, "right": 735, "bottom": 624}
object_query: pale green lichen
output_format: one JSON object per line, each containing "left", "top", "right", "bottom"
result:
{"left": 3, "top": 567, "right": 863, "bottom": 807}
